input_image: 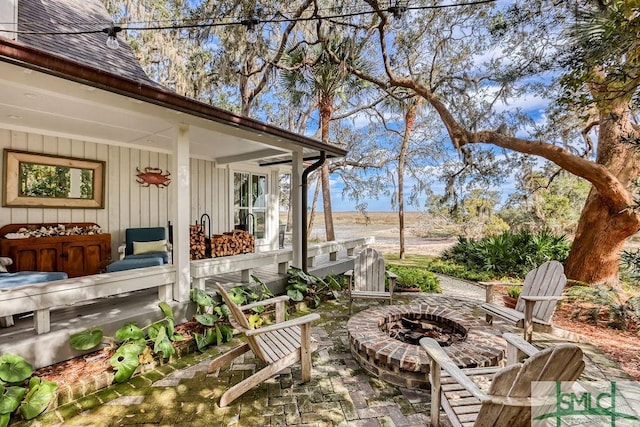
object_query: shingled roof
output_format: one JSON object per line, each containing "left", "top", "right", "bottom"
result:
{"left": 18, "top": 0, "right": 156, "bottom": 85}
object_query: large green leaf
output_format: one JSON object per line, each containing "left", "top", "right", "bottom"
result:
{"left": 152, "top": 326, "right": 175, "bottom": 359}
{"left": 19, "top": 379, "right": 57, "bottom": 420}
{"left": 193, "top": 330, "right": 217, "bottom": 352}
{"left": 109, "top": 344, "right": 141, "bottom": 383}
{"left": 0, "top": 354, "right": 33, "bottom": 383}
{"left": 171, "top": 332, "right": 185, "bottom": 342}
{"left": 228, "top": 287, "right": 247, "bottom": 305}
{"left": 248, "top": 314, "right": 263, "bottom": 329}
{"left": 287, "top": 289, "right": 304, "bottom": 302}
{"left": 147, "top": 323, "right": 161, "bottom": 340}
{"left": 215, "top": 326, "right": 222, "bottom": 345}
{"left": 115, "top": 323, "right": 145, "bottom": 342}
{"left": 218, "top": 325, "right": 234, "bottom": 343}
{"left": 214, "top": 305, "right": 230, "bottom": 318}
{"left": 195, "top": 313, "right": 218, "bottom": 326}
{"left": 250, "top": 305, "right": 265, "bottom": 314}
{"left": 69, "top": 329, "right": 103, "bottom": 351}
{"left": 0, "top": 385, "right": 25, "bottom": 414}
{"left": 325, "top": 275, "right": 342, "bottom": 290}
{"left": 190, "top": 288, "right": 213, "bottom": 307}
{"left": 165, "top": 318, "right": 175, "bottom": 338}
{"left": 158, "top": 301, "right": 174, "bottom": 320}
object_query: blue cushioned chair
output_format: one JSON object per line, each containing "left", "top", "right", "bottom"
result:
{"left": 118, "top": 227, "right": 171, "bottom": 264}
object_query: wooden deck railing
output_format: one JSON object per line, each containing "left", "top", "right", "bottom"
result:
{"left": 0, "top": 265, "right": 175, "bottom": 334}
{"left": 190, "top": 237, "right": 374, "bottom": 289}
{"left": 0, "top": 237, "right": 373, "bottom": 336}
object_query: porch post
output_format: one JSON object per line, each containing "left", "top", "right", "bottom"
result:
{"left": 172, "top": 124, "right": 191, "bottom": 302}
{"left": 291, "top": 149, "right": 303, "bottom": 268}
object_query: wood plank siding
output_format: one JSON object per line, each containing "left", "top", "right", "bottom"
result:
{"left": 0, "top": 129, "right": 281, "bottom": 259}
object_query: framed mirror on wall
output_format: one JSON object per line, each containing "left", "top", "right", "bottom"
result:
{"left": 2, "top": 149, "right": 105, "bottom": 208}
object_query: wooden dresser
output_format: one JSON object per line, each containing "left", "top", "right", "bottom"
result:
{"left": 0, "top": 223, "right": 111, "bottom": 277}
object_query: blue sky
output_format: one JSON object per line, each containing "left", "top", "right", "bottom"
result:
{"left": 319, "top": 92, "right": 551, "bottom": 213}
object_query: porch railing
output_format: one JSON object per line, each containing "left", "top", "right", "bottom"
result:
{"left": 0, "top": 237, "right": 372, "bottom": 336}
{"left": 190, "top": 237, "right": 374, "bottom": 289}
{"left": 0, "top": 265, "right": 175, "bottom": 334}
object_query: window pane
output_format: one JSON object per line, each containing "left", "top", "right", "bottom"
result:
{"left": 252, "top": 174, "right": 266, "bottom": 208}
{"left": 253, "top": 210, "right": 265, "bottom": 239}
{"left": 234, "top": 208, "right": 249, "bottom": 230}
{"left": 234, "top": 173, "right": 249, "bottom": 208}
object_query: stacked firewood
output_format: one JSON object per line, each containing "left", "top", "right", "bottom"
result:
{"left": 210, "top": 230, "right": 255, "bottom": 257}
{"left": 190, "top": 225, "right": 207, "bottom": 260}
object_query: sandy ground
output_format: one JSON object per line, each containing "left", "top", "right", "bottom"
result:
{"left": 308, "top": 212, "right": 457, "bottom": 257}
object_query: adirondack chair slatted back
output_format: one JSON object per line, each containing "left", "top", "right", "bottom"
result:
{"left": 215, "top": 283, "right": 268, "bottom": 361}
{"left": 475, "top": 344, "right": 584, "bottom": 426}
{"left": 352, "top": 248, "right": 386, "bottom": 293}
{"left": 514, "top": 260, "right": 566, "bottom": 322}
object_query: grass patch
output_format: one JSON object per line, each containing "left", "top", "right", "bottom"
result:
{"left": 384, "top": 253, "right": 494, "bottom": 282}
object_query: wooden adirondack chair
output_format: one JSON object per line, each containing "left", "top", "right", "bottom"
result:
{"left": 421, "top": 333, "right": 585, "bottom": 427}
{"left": 208, "top": 283, "right": 320, "bottom": 407}
{"left": 344, "top": 247, "right": 397, "bottom": 313}
{"left": 479, "top": 260, "right": 566, "bottom": 341}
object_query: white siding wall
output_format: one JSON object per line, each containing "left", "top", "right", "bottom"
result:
{"left": 0, "top": 129, "right": 282, "bottom": 259}
{"left": 0, "top": 129, "right": 171, "bottom": 261}
{"left": 189, "top": 159, "right": 229, "bottom": 235}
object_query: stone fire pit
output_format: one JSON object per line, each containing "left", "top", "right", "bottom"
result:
{"left": 347, "top": 302, "right": 505, "bottom": 389}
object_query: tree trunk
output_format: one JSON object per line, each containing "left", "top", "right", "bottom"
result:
{"left": 320, "top": 98, "right": 336, "bottom": 241}
{"left": 565, "top": 190, "right": 639, "bottom": 286}
{"left": 398, "top": 104, "right": 416, "bottom": 260}
{"left": 563, "top": 102, "right": 640, "bottom": 286}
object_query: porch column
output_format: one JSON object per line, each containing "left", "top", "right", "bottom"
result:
{"left": 291, "top": 149, "right": 303, "bottom": 268}
{"left": 172, "top": 124, "right": 191, "bottom": 302}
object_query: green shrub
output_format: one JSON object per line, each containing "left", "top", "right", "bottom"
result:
{"left": 386, "top": 265, "right": 441, "bottom": 293}
{"left": 441, "top": 229, "right": 570, "bottom": 278}
{"left": 70, "top": 302, "right": 186, "bottom": 382}
{"left": 506, "top": 285, "right": 522, "bottom": 298}
{"left": 565, "top": 284, "right": 640, "bottom": 330}
{"left": 424, "top": 258, "right": 494, "bottom": 282}
{"left": 286, "top": 267, "right": 342, "bottom": 308}
{"left": 0, "top": 353, "right": 57, "bottom": 425}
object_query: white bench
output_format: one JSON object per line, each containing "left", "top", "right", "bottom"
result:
{"left": 306, "top": 237, "right": 374, "bottom": 267}
{"left": 190, "top": 237, "right": 375, "bottom": 289}
{"left": 191, "top": 250, "right": 293, "bottom": 289}
{"left": 0, "top": 265, "right": 175, "bottom": 334}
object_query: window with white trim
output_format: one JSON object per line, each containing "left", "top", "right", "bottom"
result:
{"left": 234, "top": 172, "right": 267, "bottom": 239}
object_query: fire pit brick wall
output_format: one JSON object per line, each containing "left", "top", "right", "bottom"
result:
{"left": 347, "top": 300, "right": 505, "bottom": 389}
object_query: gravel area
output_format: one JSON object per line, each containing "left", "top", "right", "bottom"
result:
{"left": 435, "top": 273, "right": 485, "bottom": 301}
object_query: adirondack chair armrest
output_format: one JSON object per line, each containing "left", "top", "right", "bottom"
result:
{"left": 486, "top": 395, "right": 548, "bottom": 407}
{"left": 244, "top": 313, "right": 321, "bottom": 336}
{"left": 478, "top": 281, "right": 522, "bottom": 303}
{"left": 478, "top": 281, "right": 522, "bottom": 288}
{"left": 420, "top": 337, "right": 489, "bottom": 403}
{"left": 239, "top": 295, "right": 290, "bottom": 311}
{"left": 503, "top": 332, "right": 539, "bottom": 364}
{"left": 519, "top": 295, "right": 565, "bottom": 302}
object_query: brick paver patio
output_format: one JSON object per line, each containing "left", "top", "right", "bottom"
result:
{"left": 20, "top": 279, "right": 634, "bottom": 427}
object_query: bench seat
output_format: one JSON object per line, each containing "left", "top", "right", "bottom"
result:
{"left": 0, "top": 271, "right": 68, "bottom": 289}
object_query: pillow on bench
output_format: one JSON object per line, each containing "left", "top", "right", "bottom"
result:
{"left": 133, "top": 239, "right": 167, "bottom": 255}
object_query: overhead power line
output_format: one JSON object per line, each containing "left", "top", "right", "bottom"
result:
{"left": 1, "top": 0, "right": 496, "bottom": 37}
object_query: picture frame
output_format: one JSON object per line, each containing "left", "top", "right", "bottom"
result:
{"left": 3, "top": 149, "right": 105, "bottom": 208}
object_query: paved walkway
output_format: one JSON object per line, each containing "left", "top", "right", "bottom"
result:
{"left": 22, "top": 278, "right": 633, "bottom": 427}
